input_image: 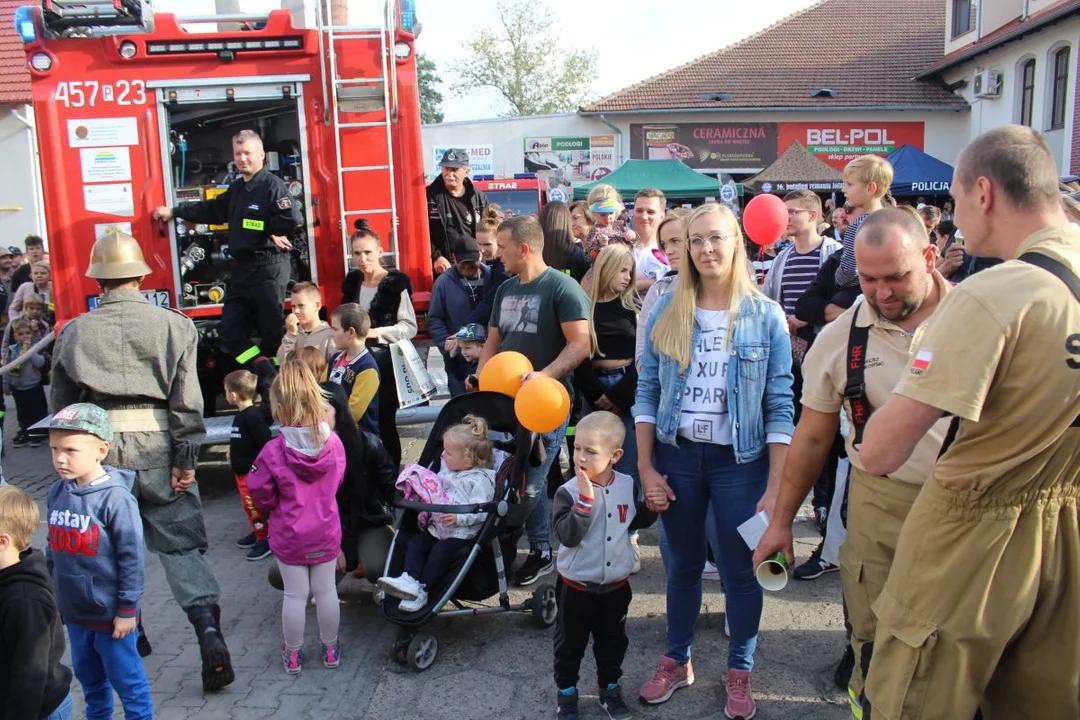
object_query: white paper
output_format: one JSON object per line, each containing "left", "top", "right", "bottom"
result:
{"left": 93, "top": 221, "right": 132, "bottom": 240}
{"left": 81, "top": 147, "right": 132, "bottom": 183}
{"left": 68, "top": 118, "right": 138, "bottom": 148}
{"left": 84, "top": 183, "right": 134, "bottom": 217}
{"left": 737, "top": 510, "right": 772, "bottom": 552}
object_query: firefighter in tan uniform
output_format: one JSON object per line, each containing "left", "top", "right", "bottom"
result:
{"left": 860, "top": 125, "right": 1080, "bottom": 719}
{"left": 49, "top": 232, "right": 235, "bottom": 692}
{"left": 754, "top": 208, "right": 952, "bottom": 717}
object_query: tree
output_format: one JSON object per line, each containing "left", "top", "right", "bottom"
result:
{"left": 417, "top": 53, "right": 445, "bottom": 125}
{"left": 449, "top": 0, "right": 597, "bottom": 117}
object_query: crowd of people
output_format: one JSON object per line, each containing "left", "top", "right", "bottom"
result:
{"left": 0, "top": 124, "right": 1076, "bottom": 720}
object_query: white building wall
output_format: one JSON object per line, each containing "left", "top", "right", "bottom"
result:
{"left": 0, "top": 105, "right": 46, "bottom": 250}
{"left": 423, "top": 109, "right": 971, "bottom": 179}
{"left": 940, "top": 17, "right": 1080, "bottom": 172}
{"left": 421, "top": 113, "right": 615, "bottom": 178}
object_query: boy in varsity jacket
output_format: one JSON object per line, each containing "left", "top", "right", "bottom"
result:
{"left": 551, "top": 411, "right": 655, "bottom": 720}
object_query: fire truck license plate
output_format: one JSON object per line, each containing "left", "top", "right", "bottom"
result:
{"left": 87, "top": 290, "right": 171, "bottom": 311}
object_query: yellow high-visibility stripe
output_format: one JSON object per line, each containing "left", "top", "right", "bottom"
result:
{"left": 848, "top": 687, "right": 864, "bottom": 720}
{"left": 236, "top": 346, "right": 261, "bottom": 364}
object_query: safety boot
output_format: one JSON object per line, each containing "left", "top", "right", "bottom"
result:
{"left": 187, "top": 604, "right": 235, "bottom": 691}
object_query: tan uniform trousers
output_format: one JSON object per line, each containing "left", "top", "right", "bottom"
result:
{"left": 864, "top": 477, "right": 1080, "bottom": 720}
{"left": 839, "top": 468, "right": 921, "bottom": 717}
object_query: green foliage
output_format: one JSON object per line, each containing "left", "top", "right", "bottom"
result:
{"left": 417, "top": 53, "right": 445, "bottom": 125}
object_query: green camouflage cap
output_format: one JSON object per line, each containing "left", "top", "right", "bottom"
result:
{"left": 49, "top": 403, "right": 113, "bottom": 443}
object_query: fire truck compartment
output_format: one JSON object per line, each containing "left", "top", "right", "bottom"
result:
{"left": 163, "top": 96, "right": 312, "bottom": 310}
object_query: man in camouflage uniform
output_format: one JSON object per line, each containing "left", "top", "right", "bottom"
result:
{"left": 50, "top": 231, "right": 234, "bottom": 692}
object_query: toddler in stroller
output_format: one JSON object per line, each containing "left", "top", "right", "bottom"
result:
{"left": 379, "top": 415, "right": 497, "bottom": 611}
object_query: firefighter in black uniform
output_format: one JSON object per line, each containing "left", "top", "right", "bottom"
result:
{"left": 153, "top": 129, "right": 302, "bottom": 378}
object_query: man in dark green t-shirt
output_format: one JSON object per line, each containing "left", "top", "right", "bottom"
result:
{"left": 475, "top": 215, "right": 591, "bottom": 586}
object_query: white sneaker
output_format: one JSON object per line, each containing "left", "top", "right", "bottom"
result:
{"left": 398, "top": 585, "right": 428, "bottom": 612}
{"left": 702, "top": 561, "right": 720, "bottom": 581}
{"left": 630, "top": 535, "right": 642, "bottom": 575}
{"left": 378, "top": 573, "right": 421, "bottom": 600}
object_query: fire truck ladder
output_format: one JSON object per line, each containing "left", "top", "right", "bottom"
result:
{"left": 40, "top": 0, "right": 154, "bottom": 37}
{"left": 316, "top": 0, "right": 399, "bottom": 268}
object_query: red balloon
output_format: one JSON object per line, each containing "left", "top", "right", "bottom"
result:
{"left": 743, "top": 193, "right": 789, "bottom": 246}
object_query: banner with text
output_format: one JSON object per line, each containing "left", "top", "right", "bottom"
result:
{"left": 630, "top": 123, "right": 778, "bottom": 170}
{"left": 776, "top": 122, "right": 925, "bottom": 170}
{"left": 433, "top": 145, "right": 495, "bottom": 175}
{"left": 524, "top": 136, "right": 616, "bottom": 187}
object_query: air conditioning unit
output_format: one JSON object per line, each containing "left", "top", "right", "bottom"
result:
{"left": 973, "top": 68, "right": 1003, "bottom": 98}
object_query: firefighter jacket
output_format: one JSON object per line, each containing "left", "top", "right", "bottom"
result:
{"left": 50, "top": 289, "right": 206, "bottom": 471}
{"left": 172, "top": 169, "right": 302, "bottom": 257}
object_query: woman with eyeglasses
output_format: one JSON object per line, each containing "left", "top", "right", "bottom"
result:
{"left": 633, "top": 203, "right": 795, "bottom": 718}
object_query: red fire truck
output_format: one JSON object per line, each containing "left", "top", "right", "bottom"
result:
{"left": 472, "top": 176, "right": 547, "bottom": 219}
{"left": 16, "top": 0, "right": 431, "bottom": 409}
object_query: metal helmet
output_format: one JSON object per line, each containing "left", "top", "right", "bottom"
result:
{"left": 85, "top": 231, "right": 152, "bottom": 280}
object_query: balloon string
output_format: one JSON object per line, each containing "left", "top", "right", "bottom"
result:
{"left": 758, "top": 248, "right": 766, "bottom": 285}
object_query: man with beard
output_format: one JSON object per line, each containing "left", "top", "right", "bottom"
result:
{"left": 859, "top": 125, "right": 1080, "bottom": 719}
{"left": 753, "top": 207, "right": 953, "bottom": 717}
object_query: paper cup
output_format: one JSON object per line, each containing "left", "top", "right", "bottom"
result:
{"left": 756, "top": 552, "right": 790, "bottom": 592}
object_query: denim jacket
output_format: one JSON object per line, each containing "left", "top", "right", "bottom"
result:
{"left": 632, "top": 291, "right": 795, "bottom": 463}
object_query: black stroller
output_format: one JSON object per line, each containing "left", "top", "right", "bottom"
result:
{"left": 381, "top": 391, "right": 559, "bottom": 671}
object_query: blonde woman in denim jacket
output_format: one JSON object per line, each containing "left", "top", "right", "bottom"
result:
{"left": 633, "top": 203, "right": 795, "bottom": 718}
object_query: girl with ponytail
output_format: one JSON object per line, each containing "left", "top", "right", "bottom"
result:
{"left": 246, "top": 360, "right": 347, "bottom": 675}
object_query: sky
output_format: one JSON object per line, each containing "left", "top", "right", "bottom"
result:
{"left": 153, "top": 0, "right": 820, "bottom": 122}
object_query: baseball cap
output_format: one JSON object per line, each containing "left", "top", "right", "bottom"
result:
{"left": 455, "top": 323, "right": 486, "bottom": 343}
{"left": 590, "top": 197, "right": 622, "bottom": 215}
{"left": 9, "top": 246, "right": 22, "bottom": 256}
{"left": 453, "top": 245, "right": 480, "bottom": 263}
{"left": 0, "top": 247, "right": 12, "bottom": 258}
{"left": 439, "top": 148, "right": 470, "bottom": 169}
{"left": 49, "top": 403, "right": 113, "bottom": 443}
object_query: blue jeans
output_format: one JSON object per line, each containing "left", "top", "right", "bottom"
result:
{"left": 586, "top": 368, "right": 638, "bottom": 486}
{"left": 45, "top": 693, "right": 73, "bottom": 720}
{"left": 658, "top": 503, "right": 722, "bottom": 576}
{"left": 66, "top": 623, "right": 153, "bottom": 720}
{"left": 655, "top": 438, "right": 768, "bottom": 670}
{"left": 524, "top": 417, "right": 569, "bottom": 552}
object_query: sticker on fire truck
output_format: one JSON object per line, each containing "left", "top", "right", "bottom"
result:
{"left": 93, "top": 222, "right": 132, "bottom": 240}
{"left": 80, "top": 147, "right": 132, "bottom": 183}
{"left": 55, "top": 80, "right": 147, "bottom": 110}
{"left": 83, "top": 183, "right": 134, "bottom": 217}
{"left": 67, "top": 118, "right": 138, "bottom": 148}
{"left": 87, "top": 290, "right": 171, "bottom": 311}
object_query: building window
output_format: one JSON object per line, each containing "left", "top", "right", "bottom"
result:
{"left": 1021, "top": 58, "right": 1036, "bottom": 127}
{"left": 952, "top": 0, "right": 975, "bottom": 38}
{"left": 1051, "top": 47, "right": 1071, "bottom": 130}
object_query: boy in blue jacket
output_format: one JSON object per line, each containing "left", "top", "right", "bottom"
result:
{"left": 45, "top": 403, "right": 152, "bottom": 719}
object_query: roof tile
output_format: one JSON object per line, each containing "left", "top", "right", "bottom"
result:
{"left": 582, "top": 0, "right": 967, "bottom": 113}
{"left": 0, "top": 0, "right": 31, "bottom": 105}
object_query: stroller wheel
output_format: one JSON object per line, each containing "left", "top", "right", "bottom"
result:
{"left": 390, "top": 637, "right": 410, "bottom": 666}
{"left": 531, "top": 585, "right": 558, "bottom": 627}
{"left": 407, "top": 633, "right": 439, "bottom": 672}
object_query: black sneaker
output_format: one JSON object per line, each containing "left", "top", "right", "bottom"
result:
{"left": 794, "top": 542, "right": 839, "bottom": 581}
{"left": 246, "top": 539, "right": 272, "bottom": 561}
{"left": 12, "top": 432, "right": 30, "bottom": 448}
{"left": 28, "top": 436, "right": 44, "bottom": 448}
{"left": 834, "top": 645, "right": 855, "bottom": 692}
{"left": 514, "top": 550, "right": 554, "bottom": 587}
{"left": 599, "top": 684, "right": 632, "bottom": 720}
{"left": 236, "top": 532, "right": 257, "bottom": 549}
{"left": 556, "top": 688, "right": 579, "bottom": 720}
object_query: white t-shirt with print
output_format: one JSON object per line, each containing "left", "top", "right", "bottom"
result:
{"left": 677, "top": 309, "right": 733, "bottom": 445}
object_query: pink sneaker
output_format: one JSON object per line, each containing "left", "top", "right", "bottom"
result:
{"left": 638, "top": 655, "right": 694, "bottom": 704}
{"left": 724, "top": 669, "right": 756, "bottom": 719}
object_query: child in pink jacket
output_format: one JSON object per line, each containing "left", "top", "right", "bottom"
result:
{"left": 247, "top": 361, "right": 346, "bottom": 676}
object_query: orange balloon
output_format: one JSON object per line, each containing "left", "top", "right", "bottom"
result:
{"left": 515, "top": 376, "right": 571, "bottom": 434}
{"left": 479, "top": 351, "right": 534, "bottom": 397}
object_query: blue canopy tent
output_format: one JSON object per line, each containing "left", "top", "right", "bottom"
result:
{"left": 886, "top": 145, "right": 954, "bottom": 197}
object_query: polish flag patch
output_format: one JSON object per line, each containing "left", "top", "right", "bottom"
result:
{"left": 911, "top": 350, "right": 933, "bottom": 374}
